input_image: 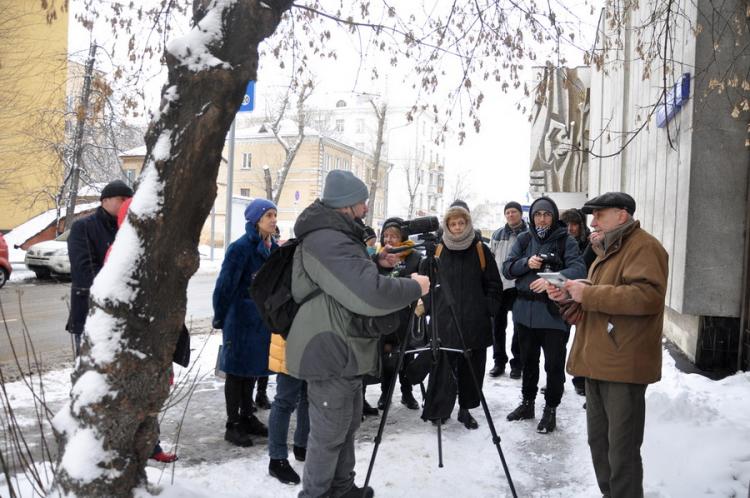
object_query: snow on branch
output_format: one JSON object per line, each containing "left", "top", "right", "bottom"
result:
{"left": 165, "top": 0, "right": 235, "bottom": 72}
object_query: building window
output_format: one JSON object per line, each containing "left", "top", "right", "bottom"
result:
{"left": 335, "top": 157, "right": 341, "bottom": 170}
{"left": 323, "top": 154, "right": 330, "bottom": 171}
{"left": 240, "top": 188, "right": 250, "bottom": 197}
{"left": 343, "top": 159, "right": 350, "bottom": 171}
{"left": 335, "top": 119, "right": 345, "bottom": 133}
{"left": 124, "top": 169, "right": 137, "bottom": 186}
{"left": 356, "top": 119, "right": 365, "bottom": 133}
{"left": 242, "top": 152, "right": 252, "bottom": 169}
{"left": 336, "top": 100, "right": 347, "bottom": 108}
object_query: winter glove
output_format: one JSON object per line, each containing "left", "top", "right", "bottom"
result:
{"left": 212, "top": 317, "right": 224, "bottom": 330}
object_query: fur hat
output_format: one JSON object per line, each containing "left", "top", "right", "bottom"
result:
{"left": 443, "top": 205, "right": 471, "bottom": 228}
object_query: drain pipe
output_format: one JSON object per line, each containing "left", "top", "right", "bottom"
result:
{"left": 738, "top": 154, "right": 750, "bottom": 372}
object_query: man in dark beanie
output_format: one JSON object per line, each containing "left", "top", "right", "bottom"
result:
{"left": 489, "top": 201, "right": 527, "bottom": 378}
{"left": 286, "top": 169, "right": 430, "bottom": 498}
{"left": 66, "top": 179, "right": 134, "bottom": 354}
{"left": 502, "top": 196, "right": 585, "bottom": 434}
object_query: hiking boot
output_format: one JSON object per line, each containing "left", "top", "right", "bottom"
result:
{"left": 239, "top": 414, "right": 268, "bottom": 437}
{"left": 269, "top": 458, "right": 300, "bottom": 485}
{"left": 150, "top": 450, "right": 178, "bottom": 463}
{"left": 537, "top": 405, "right": 556, "bottom": 434}
{"left": 339, "top": 484, "right": 374, "bottom": 498}
{"left": 225, "top": 423, "right": 253, "bottom": 447}
{"left": 506, "top": 399, "right": 535, "bottom": 421}
{"left": 509, "top": 367, "right": 522, "bottom": 379}
{"left": 489, "top": 362, "right": 505, "bottom": 377}
{"left": 457, "top": 408, "right": 479, "bottom": 430}
{"left": 363, "top": 399, "right": 379, "bottom": 417}
{"left": 255, "top": 390, "right": 271, "bottom": 410}
{"left": 293, "top": 445, "right": 306, "bottom": 462}
{"left": 401, "top": 391, "right": 419, "bottom": 410}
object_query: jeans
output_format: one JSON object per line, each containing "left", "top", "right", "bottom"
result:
{"left": 268, "top": 373, "right": 309, "bottom": 460}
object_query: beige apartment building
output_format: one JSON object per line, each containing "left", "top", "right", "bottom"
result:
{"left": 120, "top": 125, "right": 390, "bottom": 246}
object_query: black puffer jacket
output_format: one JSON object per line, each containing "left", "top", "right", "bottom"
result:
{"left": 424, "top": 234, "right": 502, "bottom": 350}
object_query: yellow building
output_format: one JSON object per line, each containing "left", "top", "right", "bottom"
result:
{"left": 0, "top": 1, "right": 69, "bottom": 231}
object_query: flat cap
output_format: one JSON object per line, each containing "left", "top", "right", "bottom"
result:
{"left": 581, "top": 192, "right": 636, "bottom": 215}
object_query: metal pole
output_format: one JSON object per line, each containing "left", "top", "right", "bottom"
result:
{"left": 64, "top": 42, "right": 97, "bottom": 231}
{"left": 224, "top": 119, "right": 236, "bottom": 252}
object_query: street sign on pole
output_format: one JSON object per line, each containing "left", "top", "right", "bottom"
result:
{"left": 239, "top": 81, "right": 256, "bottom": 112}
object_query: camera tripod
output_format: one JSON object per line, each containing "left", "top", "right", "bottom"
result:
{"left": 363, "top": 235, "right": 517, "bottom": 497}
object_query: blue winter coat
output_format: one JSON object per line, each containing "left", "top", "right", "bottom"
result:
{"left": 213, "top": 223, "right": 277, "bottom": 377}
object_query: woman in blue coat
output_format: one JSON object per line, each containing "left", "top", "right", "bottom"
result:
{"left": 212, "top": 198, "right": 278, "bottom": 447}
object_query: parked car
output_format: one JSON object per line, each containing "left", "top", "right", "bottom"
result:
{"left": 0, "top": 233, "right": 11, "bottom": 288}
{"left": 24, "top": 231, "right": 70, "bottom": 279}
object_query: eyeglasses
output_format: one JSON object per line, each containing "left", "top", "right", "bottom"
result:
{"left": 533, "top": 211, "right": 553, "bottom": 219}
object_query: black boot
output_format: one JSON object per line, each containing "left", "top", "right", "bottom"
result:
{"left": 400, "top": 390, "right": 419, "bottom": 410}
{"left": 506, "top": 399, "right": 535, "bottom": 421}
{"left": 457, "top": 408, "right": 479, "bottom": 430}
{"left": 239, "top": 414, "right": 268, "bottom": 437}
{"left": 225, "top": 422, "right": 253, "bottom": 447}
{"left": 362, "top": 399, "right": 379, "bottom": 417}
{"left": 293, "top": 445, "right": 306, "bottom": 462}
{"left": 339, "top": 484, "right": 374, "bottom": 498}
{"left": 537, "top": 405, "right": 556, "bottom": 434}
{"left": 509, "top": 367, "right": 522, "bottom": 379}
{"left": 489, "top": 361, "right": 505, "bottom": 377}
{"left": 269, "top": 458, "right": 300, "bottom": 485}
{"left": 376, "top": 393, "right": 387, "bottom": 410}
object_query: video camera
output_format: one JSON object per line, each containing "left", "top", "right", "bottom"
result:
{"left": 385, "top": 216, "right": 440, "bottom": 255}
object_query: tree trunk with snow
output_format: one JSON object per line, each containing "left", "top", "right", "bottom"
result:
{"left": 51, "top": 2, "right": 286, "bottom": 497}
{"left": 365, "top": 100, "right": 386, "bottom": 226}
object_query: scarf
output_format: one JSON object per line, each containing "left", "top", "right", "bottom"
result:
{"left": 509, "top": 220, "right": 525, "bottom": 235}
{"left": 592, "top": 218, "right": 637, "bottom": 257}
{"left": 535, "top": 225, "right": 551, "bottom": 240}
{"left": 377, "top": 239, "right": 416, "bottom": 261}
{"left": 442, "top": 220, "right": 475, "bottom": 251}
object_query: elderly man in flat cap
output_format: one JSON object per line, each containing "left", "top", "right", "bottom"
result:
{"left": 549, "top": 192, "right": 669, "bottom": 498}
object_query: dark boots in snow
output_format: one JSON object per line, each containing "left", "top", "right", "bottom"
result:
{"left": 255, "top": 390, "right": 271, "bottom": 410}
{"left": 363, "top": 399, "right": 379, "bottom": 417}
{"left": 506, "top": 399, "right": 535, "bottom": 421}
{"left": 457, "top": 408, "right": 479, "bottom": 429}
{"left": 269, "top": 458, "right": 300, "bottom": 485}
{"left": 489, "top": 361, "right": 505, "bottom": 377}
{"left": 239, "top": 414, "right": 268, "bottom": 437}
{"left": 225, "top": 422, "right": 253, "bottom": 447}
{"left": 401, "top": 390, "right": 419, "bottom": 410}
{"left": 537, "top": 405, "right": 557, "bottom": 434}
{"left": 339, "top": 484, "right": 374, "bottom": 498}
{"left": 293, "top": 445, "right": 307, "bottom": 462}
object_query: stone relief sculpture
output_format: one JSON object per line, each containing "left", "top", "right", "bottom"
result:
{"left": 530, "top": 66, "right": 590, "bottom": 193}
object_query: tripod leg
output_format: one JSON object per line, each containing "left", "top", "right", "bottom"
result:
{"left": 363, "top": 308, "right": 417, "bottom": 489}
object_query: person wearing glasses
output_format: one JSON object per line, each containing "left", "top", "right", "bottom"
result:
{"left": 502, "top": 197, "right": 585, "bottom": 434}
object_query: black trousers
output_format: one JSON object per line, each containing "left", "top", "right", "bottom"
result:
{"left": 380, "top": 352, "right": 414, "bottom": 397}
{"left": 224, "top": 374, "right": 267, "bottom": 423}
{"left": 492, "top": 288, "right": 521, "bottom": 370}
{"left": 448, "top": 347, "right": 487, "bottom": 410}
{"left": 517, "top": 323, "right": 568, "bottom": 407}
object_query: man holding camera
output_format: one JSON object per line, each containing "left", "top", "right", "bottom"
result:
{"left": 549, "top": 192, "right": 668, "bottom": 498}
{"left": 502, "top": 196, "right": 585, "bottom": 434}
{"left": 285, "top": 170, "right": 429, "bottom": 498}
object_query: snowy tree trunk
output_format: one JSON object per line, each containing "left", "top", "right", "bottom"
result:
{"left": 51, "top": 2, "right": 285, "bottom": 497}
{"left": 365, "top": 101, "right": 386, "bottom": 226}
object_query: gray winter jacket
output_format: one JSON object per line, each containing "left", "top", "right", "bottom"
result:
{"left": 490, "top": 220, "right": 528, "bottom": 290}
{"left": 285, "top": 200, "right": 422, "bottom": 381}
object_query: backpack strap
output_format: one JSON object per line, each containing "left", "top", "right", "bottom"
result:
{"left": 475, "top": 241, "right": 486, "bottom": 272}
{"left": 436, "top": 243, "right": 444, "bottom": 258}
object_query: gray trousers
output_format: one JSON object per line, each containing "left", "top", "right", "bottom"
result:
{"left": 299, "top": 376, "right": 362, "bottom": 498}
{"left": 585, "top": 378, "right": 647, "bottom": 498}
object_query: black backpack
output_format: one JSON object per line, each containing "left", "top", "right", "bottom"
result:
{"left": 250, "top": 238, "right": 321, "bottom": 339}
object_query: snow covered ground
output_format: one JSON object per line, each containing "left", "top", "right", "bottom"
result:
{"left": 3, "top": 331, "right": 750, "bottom": 497}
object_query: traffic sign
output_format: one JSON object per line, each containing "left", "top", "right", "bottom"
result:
{"left": 239, "top": 81, "right": 255, "bottom": 112}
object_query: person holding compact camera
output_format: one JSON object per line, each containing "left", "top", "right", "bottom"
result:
{"left": 502, "top": 196, "right": 585, "bottom": 434}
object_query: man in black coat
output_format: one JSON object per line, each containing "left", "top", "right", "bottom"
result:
{"left": 66, "top": 180, "right": 133, "bottom": 354}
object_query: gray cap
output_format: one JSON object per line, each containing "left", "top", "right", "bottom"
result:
{"left": 531, "top": 198, "right": 555, "bottom": 216}
{"left": 322, "top": 170, "right": 368, "bottom": 208}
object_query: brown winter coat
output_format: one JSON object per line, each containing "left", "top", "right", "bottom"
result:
{"left": 566, "top": 221, "right": 668, "bottom": 384}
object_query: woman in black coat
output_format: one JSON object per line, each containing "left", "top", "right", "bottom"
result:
{"left": 374, "top": 217, "right": 423, "bottom": 411}
{"left": 428, "top": 205, "right": 503, "bottom": 429}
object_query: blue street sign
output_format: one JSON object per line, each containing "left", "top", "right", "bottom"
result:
{"left": 656, "top": 73, "right": 690, "bottom": 128}
{"left": 239, "top": 81, "right": 255, "bottom": 112}
{"left": 294, "top": 190, "right": 300, "bottom": 201}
